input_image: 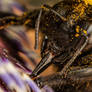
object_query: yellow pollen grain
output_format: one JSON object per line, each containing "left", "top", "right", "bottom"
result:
{"left": 84, "top": 0, "right": 92, "bottom": 5}
{"left": 76, "top": 26, "right": 80, "bottom": 33}
{"left": 75, "top": 34, "right": 79, "bottom": 37}
{"left": 83, "top": 30, "right": 87, "bottom": 35}
{"left": 41, "top": 5, "right": 49, "bottom": 11}
{"left": 24, "top": 20, "right": 31, "bottom": 25}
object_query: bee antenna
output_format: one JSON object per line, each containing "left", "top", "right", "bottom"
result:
{"left": 34, "top": 9, "right": 42, "bottom": 49}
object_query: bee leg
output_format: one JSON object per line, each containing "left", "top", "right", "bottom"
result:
{"left": 0, "top": 16, "right": 22, "bottom": 29}
{"left": 34, "top": 9, "right": 42, "bottom": 49}
{"left": 59, "top": 37, "right": 88, "bottom": 76}
{"left": 69, "top": 67, "right": 92, "bottom": 79}
{"left": 35, "top": 67, "right": 92, "bottom": 91}
{"left": 35, "top": 73, "right": 81, "bottom": 90}
{"left": 30, "top": 53, "right": 54, "bottom": 78}
{"left": 42, "top": 4, "right": 67, "bottom": 21}
{"left": 0, "top": 10, "right": 40, "bottom": 29}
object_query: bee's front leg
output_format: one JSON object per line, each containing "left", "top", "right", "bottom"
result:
{"left": 34, "top": 67, "right": 92, "bottom": 92}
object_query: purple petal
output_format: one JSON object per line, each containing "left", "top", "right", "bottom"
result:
{"left": 42, "top": 85, "right": 54, "bottom": 92}
{"left": 23, "top": 74, "right": 41, "bottom": 92}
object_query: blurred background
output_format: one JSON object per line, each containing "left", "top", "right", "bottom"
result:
{"left": 0, "top": 0, "right": 62, "bottom": 77}
{"left": 15, "top": 0, "right": 61, "bottom": 9}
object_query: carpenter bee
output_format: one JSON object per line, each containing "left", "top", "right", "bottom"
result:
{"left": 30, "top": 0, "right": 91, "bottom": 77}
{"left": 0, "top": 0, "right": 92, "bottom": 87}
